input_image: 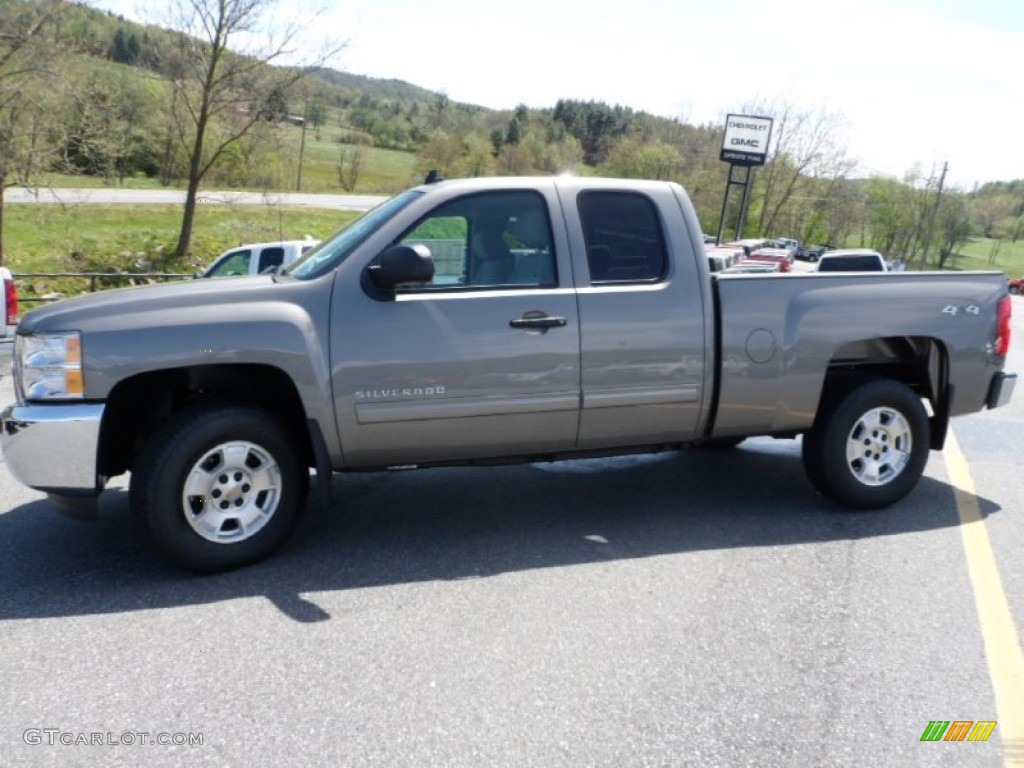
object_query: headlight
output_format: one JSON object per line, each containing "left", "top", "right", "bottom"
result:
{"left": 15, "top": 332, "right": 84, "bottom": 401}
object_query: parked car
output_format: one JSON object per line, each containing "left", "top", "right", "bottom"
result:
{"left": 748, "top": 247, "right": 793, "bottom": 273}
{"left": 200, "top": 239, "right": 321, "bottom": 278}
{"left": 816, "top": 249, "right": 887, "bottom": 272}
{"left": 721, "top": 261, "right": 782, "bottom": 274}
{"left": 706, "top": 247, "right": 740, "bottom": 273}
{"left": 1009, "top": 277, "right": 1024, "bottom": 295}
{"left": 764, "top": 238, "right": 799, "bottom": 256}
{"left": 796, "top": 245, "right": 828, "bottom": 262}
{"left": 722, "top": 239, "right": 768, "bottom": 257}
{"left": 0, "top": 266, "right": 17, "bottom": 339}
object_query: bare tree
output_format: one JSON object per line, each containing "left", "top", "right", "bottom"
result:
{"left": 336, "top": 145, "right": 363, "bottom": 192}
{"left": 739, "top": 99, "right": 852, "bottom": 238}
{"left": 152, "top": 0, "right": 344, "bottom": 259}
{"left": 0, "top": 0, "right": 67, "bottom": 265}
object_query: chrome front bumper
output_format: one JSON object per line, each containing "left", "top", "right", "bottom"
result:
{"left": 1, "top": 402, "right": 106, "bottom": 495}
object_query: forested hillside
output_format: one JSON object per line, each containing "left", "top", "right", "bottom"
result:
{"left": 1, "top": 0, "right": 1022, "bottom": 274}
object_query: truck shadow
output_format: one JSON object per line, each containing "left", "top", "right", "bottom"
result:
{"left": 0, "top": 437, "right": 1001, "bottom": 623}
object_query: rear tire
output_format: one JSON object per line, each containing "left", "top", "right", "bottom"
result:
{"left": 1010, "top": 285, "right": 1021, "bottom": 295}
{"left": 131, "top": 402, "right": 308, "bottom": 572}
{"left": 802, "top": 378, "right": 929, "bottom": 509}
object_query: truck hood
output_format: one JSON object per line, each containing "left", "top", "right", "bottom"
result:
{"left": 17, "top": 276, "right": 295, "bottom": 335}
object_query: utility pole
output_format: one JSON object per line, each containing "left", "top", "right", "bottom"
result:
{"left": 296, "top": 96, "right": 309, "bottom": 192}
{"left": 919, "top": 161, "right": 947, "bottom": 269}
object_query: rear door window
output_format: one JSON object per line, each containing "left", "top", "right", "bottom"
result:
{"left": 578, "top": 191, "right": 667, "bottom": 283}
{"left": 257, "top": 247, "right": 286, "bottom": 273}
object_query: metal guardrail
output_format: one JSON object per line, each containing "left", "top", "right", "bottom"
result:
{"left": 12, "top": 272, "right": 192, "bottom": 303}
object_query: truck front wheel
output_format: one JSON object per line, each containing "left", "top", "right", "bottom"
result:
{"left": 131, "top": 402, "right": 308, "bottom": 572}
{"left": 802, "top": 379, "right": 929, "bottom": 509}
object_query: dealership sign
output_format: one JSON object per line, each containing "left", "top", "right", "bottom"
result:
{"left": 720, "top": 114, "right": 773, "bottom": 166}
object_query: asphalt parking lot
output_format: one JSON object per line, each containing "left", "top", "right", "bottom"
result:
{"left": 0, "top": 301, "right": 1021, "bottom": 767}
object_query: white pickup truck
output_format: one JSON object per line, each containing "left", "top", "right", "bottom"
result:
{"left": 199, "top": 239, "right": 320, "bottom": 278}
{"left": 0, "top": 266, "right": 17, "bottom": 339}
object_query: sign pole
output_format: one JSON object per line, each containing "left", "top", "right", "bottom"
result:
{"left": 717, "top": 114, "right": 773, "bottom": 244}
{"left": 736, "top": 165, "right": 753, "bottom": 240}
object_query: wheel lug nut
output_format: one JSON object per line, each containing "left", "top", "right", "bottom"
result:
{"left": 242, "top": 484, "right": 251, "bottom": 493}
{"left": 234, "top": 472, "right": 243, "bottom": 482}
{"left": 219, "top": 475, "right": 228, "bottom": 484}
{"left": 220, "top": 501, "right": 229, "bottom": 510}
{"left": 212, "top": 489, "right": 221, "bottom": 499}
{"left": 235, "top": 498, "right": 244, "bottom": 507}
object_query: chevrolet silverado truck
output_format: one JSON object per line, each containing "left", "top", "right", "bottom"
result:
{"left": 1, "top": 176, "right": 1017, "bottom": 571}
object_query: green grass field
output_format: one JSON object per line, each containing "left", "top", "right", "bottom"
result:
{"left": 953, "top": 238, "right": 1024, "bottom": 276}
{"left": 4, "top": 204, "right": 360, "bottom": 298}
{"left": 39, "top": 134, "right": 419, "bottom": 196}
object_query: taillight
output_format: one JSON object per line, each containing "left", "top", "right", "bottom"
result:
{"left": 995, "top": 294, "right": 1011, "bottom": 357}
{"left": 4, "top": 277, "right": 16, "bottom": 326}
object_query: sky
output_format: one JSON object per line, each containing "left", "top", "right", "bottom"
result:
{"left": 90, "top": 0, "right": 1024, "bottom": 189}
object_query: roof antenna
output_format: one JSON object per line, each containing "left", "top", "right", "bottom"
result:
{"left": 424, "top": 169, "right": 444, "bottom": 184}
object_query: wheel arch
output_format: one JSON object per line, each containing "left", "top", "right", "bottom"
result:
{"left": 97, "top": 364, "right": 314, "bottom": 479}
{"left": 818, "top": 335, "right": 950, "bottom": 449}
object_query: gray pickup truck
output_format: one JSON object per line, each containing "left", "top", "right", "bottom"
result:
{"left": 1, "top": 176, "right": 1016, "bottom": 571}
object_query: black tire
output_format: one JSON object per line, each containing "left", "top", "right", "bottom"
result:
{"left": 802, "top": 378, "right": 929, "bottom": 509}
{"left": 1010, "top": 285, "right": 1021, "bottom": 295}
{"left": 131, "top": 402, "right": 308, "bottom": 572}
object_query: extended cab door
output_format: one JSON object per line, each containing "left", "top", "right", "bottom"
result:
{"left": 329, "top": 186, "right": 581, "bottom": 468}
{"left": 555, "top": 182, "right": 712, "bottom": 448}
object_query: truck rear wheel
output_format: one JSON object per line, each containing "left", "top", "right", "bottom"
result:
{"left": 131, "top": 402, "right": 308, "bottom": 572}
{"left": 802, "top": 378, "right": 929, "bottom": 509}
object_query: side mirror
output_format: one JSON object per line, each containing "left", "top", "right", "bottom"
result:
{"left": 364, "top": 244, "right": 434, "bottom": 296}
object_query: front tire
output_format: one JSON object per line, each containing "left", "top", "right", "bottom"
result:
{"left": 131, "top": 402, "right": 308, "bottom": 572}
{"left": 802, "top": 378, "right": 929, "bottom": 509}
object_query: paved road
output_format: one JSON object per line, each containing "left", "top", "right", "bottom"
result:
{"left": 5, "top": 187, "right": 388, "bottom": 211}
{"left": 0, "top": 301, "right": 1021, "bottom": 767}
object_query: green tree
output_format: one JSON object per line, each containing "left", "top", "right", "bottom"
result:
{"left": 603, "top": 136, "right": 682, "bottom": 180}
{"left": 108, "top": 27, "right": 139, "bottom": 64}
{"left": 255, "top": 83, "right": 288, "bottom": 122}
{"left": 505, "top": 116, "right": 521, "bottom": 146}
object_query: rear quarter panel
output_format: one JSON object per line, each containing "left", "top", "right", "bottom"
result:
{"left": 713, "top": 271, "right": 1009, "bottom": 436}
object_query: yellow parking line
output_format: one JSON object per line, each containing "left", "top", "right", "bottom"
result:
{"left": 944, "top": 428, "right": 1024, "bottom": 767}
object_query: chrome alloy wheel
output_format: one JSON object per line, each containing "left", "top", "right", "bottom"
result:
{"left": 845, "top": 407, "right": 912, "bottom": 487}
{"left": 181, "top": 441, "right": 283, "bottom": 543}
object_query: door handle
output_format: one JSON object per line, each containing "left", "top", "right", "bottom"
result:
{"left": 509, "top": 314, "right": 568, "bottom": 330}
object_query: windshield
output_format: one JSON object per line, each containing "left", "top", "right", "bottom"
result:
{"left": 204, "top": 249, "right": 251, "bottom": 278}
{"left": 287, "top": 190, "right": 423, "bottom": 279}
